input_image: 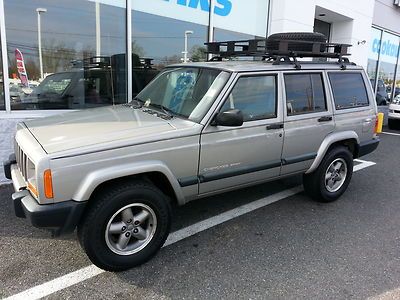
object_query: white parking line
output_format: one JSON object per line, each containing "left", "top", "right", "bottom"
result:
{"left": 4, "top": 159, "right": 376, "bottom": 300}
{"left": 354, "top": 159, "right": 376, "bottom": 171}
{"left": 381, "top": 131, "right": 400, "bottom": 136}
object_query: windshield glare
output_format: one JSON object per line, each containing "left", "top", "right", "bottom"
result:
{"left": 135, "top": 67, "right": 230, "bottom": 122}
{"left": 35, "top": 73, "right": 74, "bottom": 96}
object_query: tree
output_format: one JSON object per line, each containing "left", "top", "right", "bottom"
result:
{"left": 190, "top": 45, "right": 207, "bottom": 62}
{"left": 132, "top": 40, "right": 145, "bottom": 57}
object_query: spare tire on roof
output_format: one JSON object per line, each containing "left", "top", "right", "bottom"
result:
{"left": 266, "top": 32, "right": 327, "bottom": 53}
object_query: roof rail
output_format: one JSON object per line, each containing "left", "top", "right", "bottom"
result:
{"left": 205, "top": 38, "right": 354, "bottom": 69}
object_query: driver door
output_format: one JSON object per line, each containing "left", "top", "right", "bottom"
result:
{"left": 198, "top": 73, "right": 284, "bottom": 195}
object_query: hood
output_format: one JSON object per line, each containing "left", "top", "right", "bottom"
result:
{"left": 24, "top": 105, "right": 187, "bottom": 154}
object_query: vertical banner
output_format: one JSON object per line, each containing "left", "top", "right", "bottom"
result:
{"left": 15, "top": 48, "right": 30, "bottom": 88}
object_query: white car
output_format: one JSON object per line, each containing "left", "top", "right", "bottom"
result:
{"left": 388, "top": 94, "right": 400, "bottom": 129}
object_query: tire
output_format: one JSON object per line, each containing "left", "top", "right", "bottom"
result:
{"left": 77, "top": 180, "right": 172, "bottom": 272}
{"left": 303, "top": 146, "right": 353, "bottom": 203}
{"left": 266, "top": 32, "right": 327, "bottom": 52}
{"left": 388, "top": 118, "right": 399, "bottom": 130}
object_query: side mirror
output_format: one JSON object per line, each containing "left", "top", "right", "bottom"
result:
{"left": 212, "top": 109, "right": 244, "bottom": 127}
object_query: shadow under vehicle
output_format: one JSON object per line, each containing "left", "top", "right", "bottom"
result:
{"left": 8, "top": 54, "right": 159, "bottom": 110}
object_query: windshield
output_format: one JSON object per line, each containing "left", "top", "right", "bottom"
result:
{"left": 135, "top": 67, "right": 230, "bottom": 122}
{"left": 35, "top": 72, "right": 74, "bottom": 96}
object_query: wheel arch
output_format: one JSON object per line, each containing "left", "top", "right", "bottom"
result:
{"left": 72, "top": 161, "right": 185, "bottom": 205}
{"left": 306, "top": 131, "right": 359, "bottom": 174}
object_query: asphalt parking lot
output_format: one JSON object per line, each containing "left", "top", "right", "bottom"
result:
{"left": 1, "top": 129, "right": 400, "bottom": 300}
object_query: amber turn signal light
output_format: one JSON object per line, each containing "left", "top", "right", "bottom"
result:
{"left": 44, "top": 169, "right": 54, "bottom": 198}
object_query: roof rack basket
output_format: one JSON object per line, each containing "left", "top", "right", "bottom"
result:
{"left": 70, "top": 56, "right": 111, "bottom": 69}
{"left": 205, "top": 38, "right": 353, "bottom": 69}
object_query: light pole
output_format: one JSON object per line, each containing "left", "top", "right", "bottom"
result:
{"left": 183, "top": 30, "right": 193, "bottom": 63}
{"left": 95, "top": 2, "right": 101, "bottom": 57}
{"left": 36, "top": 7, "right": 47, "bottom": 80}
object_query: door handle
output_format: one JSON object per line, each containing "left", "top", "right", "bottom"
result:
{"left": 266, "top": 123, "right": 284, "bottom": 130}
{"left": 318, "top": 116, "right": 332, "bottom": 122}
{"left": 364, "top": 118, "right": 372, "bottom": 123}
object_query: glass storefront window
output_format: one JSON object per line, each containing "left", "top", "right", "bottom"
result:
{"left": 367, "top": 27, "right": 400, "bottom": 105}
{"left": 131, "top": 11, "right": 208, "bottom": 69}
{"left": 4, "top": 0, "right": 126, "bottom": 110}
{"left": 378, "top": 31, "right": 399, "bottom": 103}
{"left": 0, "top": 33, "right": 4, "bottom": 110}
{"left": 367, "top": 27, "right": 382, "bottom": 96}
{"left": 131, "top": 0, "right": 210, "bottom": 100}
{"left": 395, "top": 62, "right": 400, "bottom": 102}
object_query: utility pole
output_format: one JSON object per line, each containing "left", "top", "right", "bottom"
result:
{"left": 36, "top": 7, "right": 47, "bottom": 80}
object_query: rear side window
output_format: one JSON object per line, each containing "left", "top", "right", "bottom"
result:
{"left": 329, "top": 73, "right": 369, "bottom": 109}
{"left": 284, "top": 73, "right": 327, "bottom": 116}
{"left": 221, "top": 75, "right": 277, "bottom": 122}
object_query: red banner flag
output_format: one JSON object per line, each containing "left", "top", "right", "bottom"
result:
{"left": 15, "top": 48, "right": 30, "bottom": 88}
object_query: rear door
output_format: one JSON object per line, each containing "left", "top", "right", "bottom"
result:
{"left": 281, "top": 71, "right": 335, "bottom": 175}
{"left": 198, "top": 73, "right": 284, "bottom": 195}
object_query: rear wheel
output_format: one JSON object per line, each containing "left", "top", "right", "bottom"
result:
{"left": 303, "top": 146, "right": 353, "bottom": 202}
{"left": 77, "top": 180, "right": 171, "bottom": 271}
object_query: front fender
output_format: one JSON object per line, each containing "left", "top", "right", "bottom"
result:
{"left": 72, "top": 160, "right": 185, "bottom": 205}
{"left": 306, "top": 131, "right": 360, "bottom": 174}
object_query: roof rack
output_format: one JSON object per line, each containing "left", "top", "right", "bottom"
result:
{"left": 205, "top": 38, "right": 354, "bottom": 69}
{"left": 70, "top": 55, "right": 155, "bottom": 70}
{"left": 70, "top": 56, "right": 111, "bottom": 69}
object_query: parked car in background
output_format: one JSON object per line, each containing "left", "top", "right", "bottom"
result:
{"left": 388, "top": 94, "right": 400, "bottom": 129}
{"left": 370, "top": 79, "right": 389, "bottom": 106}
{"left": 9, "top": 84, "right": 25, "bottom": 103}
{"left": 387, "top": 86, "right": 400, "bottom": 100}
{"left": 9, "top": 54, "right": 159, "bottom": 110}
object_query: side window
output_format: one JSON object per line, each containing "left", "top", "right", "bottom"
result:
{"left": 284, "top": 73, "right": 327, "bottom": 116}
{"left": 329, "top": 73, "right": 369, "bottom": 109}
{"left": 221, "top": 76, "right": 277, "bottom": 122}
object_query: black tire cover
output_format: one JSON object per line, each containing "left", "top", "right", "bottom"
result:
{"left": 266, "top": 32, "right": 327, "bottom": 52}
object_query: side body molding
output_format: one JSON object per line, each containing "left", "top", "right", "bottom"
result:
{"left": 72, "top": 160, "right": 186, "bottom": 205}
{"left": 306, "top": 131, "right": 360, "bottom": 174}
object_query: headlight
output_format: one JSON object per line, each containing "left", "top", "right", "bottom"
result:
{"left": 26, "top": 160, "right": 38, "bottom": 198}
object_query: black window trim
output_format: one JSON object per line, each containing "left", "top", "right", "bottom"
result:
{"left": 283, "top": 72, "right": 328, "bottom": 117}
{"left": 328, "top": 71, "right": 370, "bottom": 111}
{"left": 220, "top": 73, "right": 278, "bottom": 123}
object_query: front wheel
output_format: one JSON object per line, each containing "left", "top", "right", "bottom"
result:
{"left": 303, "top": 146, "right": 353, "bottom": 203}
{"left": 77, "top": 180, "right": 172, "bottom": 272}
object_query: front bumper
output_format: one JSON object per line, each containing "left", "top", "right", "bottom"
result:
{"left": 12, "top": 190, "right": 87, "bottom": 236}
{"left": 5, "top": 155, "right": 87, "bottom": 236}
{"left": 388, "top": 104, "right": 400, "bottom": 120}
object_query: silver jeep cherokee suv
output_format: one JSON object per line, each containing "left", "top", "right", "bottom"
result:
{"left": 4, "top": 33, "right": 380, "bottom": 271}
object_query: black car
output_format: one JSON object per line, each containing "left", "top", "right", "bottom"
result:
{"left": 9, "top": 54, "right": 159, "bottom": 110}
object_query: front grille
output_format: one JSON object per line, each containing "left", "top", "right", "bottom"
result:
{"left": 395, "top": 110, "right": 400, "bottom": 114}
{"left": 15, "top": 142, "right": 28, "bottom": 181}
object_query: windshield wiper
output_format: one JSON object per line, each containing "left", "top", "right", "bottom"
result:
{"left": 147, "top": 103, "right": 175, "bottom": 118}
{"left": 129, "top": 97, "right": 144, "bottom": 108}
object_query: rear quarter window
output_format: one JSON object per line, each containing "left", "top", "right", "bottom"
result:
{"left": 329, "top": 73, "right": 369, "bottom": 110}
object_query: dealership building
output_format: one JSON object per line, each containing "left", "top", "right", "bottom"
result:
{"left": 0, "top": 0, "right": 399, "bottom": 182}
